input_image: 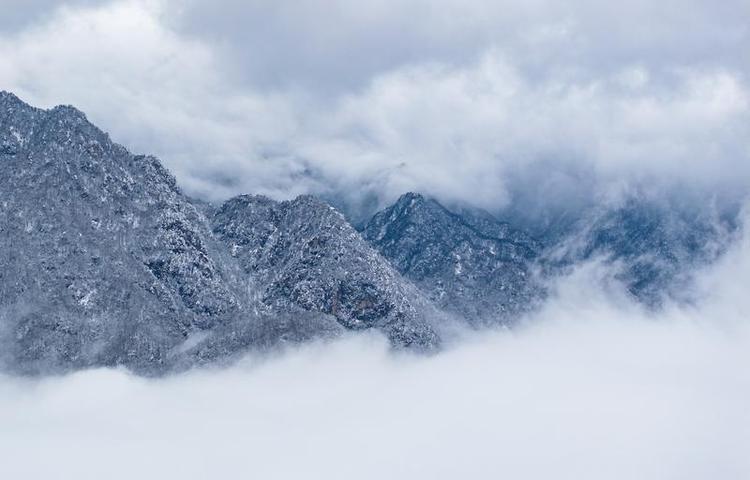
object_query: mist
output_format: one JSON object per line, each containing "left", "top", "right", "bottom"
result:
{"left": 1, "top": 211, "right": 748, "bottom": 480}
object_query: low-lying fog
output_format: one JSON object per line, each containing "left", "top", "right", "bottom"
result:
{"left": 1, "top": 218, "right": 749, "bottom": 480}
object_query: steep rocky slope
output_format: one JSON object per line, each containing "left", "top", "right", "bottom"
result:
{"left": 363, "top": 193, "right": 544, "bottom": 325}
{"left": 0, "top": 91, "right": 254, "bottom": 373}
{"left": 211, "top": 194, "right": 440, "bottom": 348}
{"left": 0, "top": 93, "right": 437, "bottom": 374}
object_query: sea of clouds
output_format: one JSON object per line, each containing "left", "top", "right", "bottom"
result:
{"left": 1, "top": 209, "right": 748, "bottom": 480}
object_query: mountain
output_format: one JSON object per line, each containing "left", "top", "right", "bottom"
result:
{"left": 363, "top": 193, "right": 544, "bottom": 325}
{"left": 211, "top": 194, "right": 440, "bottom": 349}
{"left": 0, "top": 91, "right": 738, "bottom": 374}
{"left": 364, "top": 191, "right": 736, "bottom": 316}
{"left": 545, "top": 196, "right": 735, "bottom": 304}
{"left": 0, "top": 92, "right": 437, "bottom": 375}
{"left": 0, "top": 91, "right": 258, "bottom": 374}
{"left": 190, "top": 192, "right": 444, "bottom": 359}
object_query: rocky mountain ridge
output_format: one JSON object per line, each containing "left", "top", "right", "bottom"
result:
{"left": 0, "top": 92, "right": 736, "bottom": 374}
{"left": 363, "top": 193, "right": 545, "bottom": 325}
{"left": 0, "top": 92, "right": 439, "bottom": 374}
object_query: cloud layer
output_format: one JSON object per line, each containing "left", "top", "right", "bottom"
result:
{"left": 1, "top": 326, "right": 748, "bottom": 480}
{"left": 0, "top": 0, "right": 748, "bottom": 210}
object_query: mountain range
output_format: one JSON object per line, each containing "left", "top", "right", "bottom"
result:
{"left": 0, "top": 92, "right": 736, "bottom": 374}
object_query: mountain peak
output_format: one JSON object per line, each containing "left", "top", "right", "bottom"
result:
{"left": 393, "top": 192, "right": 427, "bottom": 210}
{"left": 397, "top": 191, "right": 425, "bottom": 202}
{"left": 0, "top": 91, "right": 39, "bottom": 121}
{"left": 1, "top": 91, "right": 44, "bottom": 154}
{"left": 226, "top": 193, "right": 276, "bottom": 207}
{"left": 48, "top": 103, "right": 88, "bottom": 122}
{"left": 0, "top": 90, "right": 24, "bottom": 106}
{"left": 212, "top": 192, "right": 441, "bottom": 350}
{"left": 0, "top": 91, "right": 38, "bottom": 112}
{"left": 364, "top": 193, "right": 544, "bottom": 325}
{"left": 0, "top": 93, "right": 82, "bottom": 122}
{"left": 289, "top": 193, "right": 334, "bottom": 209}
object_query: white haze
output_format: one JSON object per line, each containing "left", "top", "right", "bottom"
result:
{"left": 1, "top": 212, "right": 748, "bottom": 480}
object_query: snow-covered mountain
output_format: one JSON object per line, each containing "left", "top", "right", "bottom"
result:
{"left": 0, "top": 91, "right": 247, "bottom": 374}
{"left": 540, "top": 195, "right": 737, "bottom": 305}
{"left": 363, "top": 193, "right": 544, "bottom": 325}
{"left": 0, "top": 92, "right": 437, "bottom": 374}
{"left": 0, "top": 92, "right": 738, "bottom": 374}
{"left": 211, "top": 194, "right": 440, "bottom": 349}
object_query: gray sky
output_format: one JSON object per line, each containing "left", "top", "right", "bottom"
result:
{"left": 1, "top": 0, "right": 748, "bottom": 210}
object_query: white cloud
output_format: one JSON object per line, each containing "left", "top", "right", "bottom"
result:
{"left": 0, "top": 0, "right": 307, "bottom": 200}
{"left": 303, "top": 55, "right": 750, "bottom": 209}
{"left": 1, "top": 0, "right": 748, "bottom": 209}
{"left": 172, "top": 0, "right": 750, "bottom": 91}
{"left": 1, "top": 272, "right": 748, "bottom": 479}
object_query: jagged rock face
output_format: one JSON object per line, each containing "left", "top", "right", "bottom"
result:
{"left": 211, "top": 194, "right": 440, "bottom": 349}
{"left": 0, "top": 92, "right": 246, "bottom": 374}
{"left": 363, "top": 193, "right": 544, "bottom": 325}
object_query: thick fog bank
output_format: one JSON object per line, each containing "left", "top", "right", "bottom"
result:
{"left": 1, "top": 225, "right": 749, "bottom": 480}
{"left": 0, "top": 320, "right": 747, "bottom": 479}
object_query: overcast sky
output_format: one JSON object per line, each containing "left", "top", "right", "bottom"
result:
{"left": 1, "top": 0, "right": 748, "bottom": 211}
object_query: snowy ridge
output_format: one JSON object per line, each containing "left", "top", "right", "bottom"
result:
{"left": 0, "top": 92, "right": 738, "bottom": 374}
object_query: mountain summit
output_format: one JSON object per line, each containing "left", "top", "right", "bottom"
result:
{"left": 363, "top": 193, "right": 544, "bottom": 324}
{"left": 0, "top": 93, "right": 246, "bottom": 373}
